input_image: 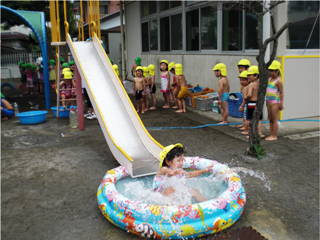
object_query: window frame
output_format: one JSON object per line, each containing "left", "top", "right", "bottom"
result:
{"left": 141, "top": 21, "right": 150, "bottom": 52}
{"left": 140, "top": 1, "right": 260, "bottom": 55}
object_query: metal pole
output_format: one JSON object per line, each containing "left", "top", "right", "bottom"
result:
{"left": 74, "top": 63, "right": 85, "bottom": 130}
{"left": 263, "top": 0, "right": 270, "bottom": 63}
{"left": 120, "top": 1, "right": 125, "bottom": 80}
{"left": 56, "top": 46, "right": 61, "bottom": 118}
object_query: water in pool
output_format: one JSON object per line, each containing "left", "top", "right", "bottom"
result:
{"left": 115, "top": 171, "right": 228, "bottom": 206}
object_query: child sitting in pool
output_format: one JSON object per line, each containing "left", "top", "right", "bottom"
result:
{"left": 153, "top": 143, "right": 214, "bottom": 202}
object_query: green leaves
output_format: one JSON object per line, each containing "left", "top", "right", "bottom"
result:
{"left": 253, "top": 143, "right": 266, "bottom": 160}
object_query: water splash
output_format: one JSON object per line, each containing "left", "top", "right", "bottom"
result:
{"left": 228, "top": 167, "right": 272, "bottom": 191}
{"left": 116, "top": 173, "right": 227, "bottom": 206}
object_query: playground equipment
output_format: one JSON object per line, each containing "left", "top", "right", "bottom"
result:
{"left": 0, "top": 5, "right": 51, "bottom": 109}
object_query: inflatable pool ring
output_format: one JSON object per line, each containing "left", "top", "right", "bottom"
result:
{"left": 97, "top": 157, "right": 246, "bottom": 239}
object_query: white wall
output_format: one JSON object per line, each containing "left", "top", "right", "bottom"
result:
{"left": 281, "top": 57, "right": 320, "bottom": 119}
{"left": 108, "top": 33, "right": 121, "bottom": 64}
{"left": 125, "top": 1, "right": 141, "bottom": 78}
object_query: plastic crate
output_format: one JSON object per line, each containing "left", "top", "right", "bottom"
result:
{"left": 187, "top": 88, "right": 214, "bottom": 108}
{"left": 195, "top": 96, "right": 215, "bottom": 111}
{"left": 228, "top": 92, "right": 244, "bottom": 118}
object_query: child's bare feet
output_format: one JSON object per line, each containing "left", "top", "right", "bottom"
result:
{"left": 265, "top": 136, "right": 277, "bottom": 141}
{"left": 218, "top": 121, "right": 227, "bottom": 124}
{"left": 172, "top": 106, "right": 179, "bottom": 109}
{"left": 1, "top": 116, "right": 8, "bottom": 121}
{"left": 237, "top": 124, "right": 244, "bottom": 128}
{"left": 175, "top": 110, "right": 183, "bottom": 113}
{"left": 239, "top": 127, "right": 245, "bottom": 131}
{"left": 246, "top": 134, "right": 265, "bottom": 139}
{"left": 144, "top": 108, "right": 149, "bottom": 112}
{"left": 136, "top": 109, "right": 140, "bottom": 113}
{"left": 149, "top": 107, "right": 156, "bottom": 110}
{"left": 163, "top": 105, "right": 170, "bottom": 109}
{"left": 141, "top": 110, "right": 145, "bottom": 114}
{"left": 241, "top": 131, "right": 249, "bottom": 135}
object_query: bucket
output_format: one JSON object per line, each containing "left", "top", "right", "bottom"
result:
{"left": 51, "top": 106, "right": 77, "bottom": 117}
{"left": 16, "top": 111, "right": 48, "bottom": 124}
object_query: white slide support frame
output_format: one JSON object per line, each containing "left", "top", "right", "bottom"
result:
{"left": 67, "top": 34, "right": 163, "bottom": 178}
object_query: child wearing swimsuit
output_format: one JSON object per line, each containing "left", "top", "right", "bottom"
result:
{"left": 265, "top": 60, "right": 284, "bottom": 141}
{"left": 153, "top": 143, "right": 214, "bottom": 202}
{"left": 160, "top": 60, "right": 171, "bottom": 108}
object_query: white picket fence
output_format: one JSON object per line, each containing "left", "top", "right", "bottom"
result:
{"left": 1, "top": 53, "right": 42, "bottom": 79}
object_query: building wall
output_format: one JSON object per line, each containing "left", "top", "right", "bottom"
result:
{"left": 125, "top": 1, "right": 320, "bottom": 119}
{"left": 108, "top": 32, "right": 121, "bottom": 64}
{"left": 125, "top": 1, "right": 141, "bottom": 78}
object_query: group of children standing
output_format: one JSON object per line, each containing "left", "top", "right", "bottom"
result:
{"left": 19, "top": 61, "right": 44, "bottom": 95}
{"left": 213, "top": 59, "right": 284, "bottom": 141}
{"left": 132, "top": 59, "right": 188, "bottom": 114}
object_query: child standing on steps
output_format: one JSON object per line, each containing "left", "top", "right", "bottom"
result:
{"left": 160, "top": 60, "right": 171, "bottom": 108}
{"left": 213, "top": 63, "right": 230, "bottom": 124}
{"left": 148, "top": 64, "right": 157, "bottom": 110}
{"left": 237, "top": 59, "right": 251, "bottom": 130}
{"left": 168, "top": 62, "right": 179, "bottom": 109}
{"left": 153, "top": 143, "right": 214, "bottom": 202}
{"left": 133, "top": 66, "right": 146, "bottom": 114}
{"left": 265, "top": 60, "right": 284, "bottom": 141}
{"left": 49, "top": 59, "right": 56, "bottom": 92}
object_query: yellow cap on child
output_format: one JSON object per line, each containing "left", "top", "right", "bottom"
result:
{"left": 112, "top": 64, "right": 119, "bottom": 76}
{"left": 238, "top": 70, "right": 248, "bottom": 78}
{"left": 143, "top": 66, "right": 149, "bottom": 77}
{"left": 160, "top": 59, "right": 168, "bottom": 65}
{"left": 159, "top": 143, "right": 183, "bottom": 168}
{"left": 238, "top": 59, "right": 251, "bottom": 66}
{"left": 136, "top": 66, "right": 143, "bottom": 72}
{"left": 212, "top": 63, "right": 227, "bottom": 76}
{"left": 247, "top": 66, "right": 259, "bottom": 75}
{"left": 268, "top": 60, "right": 282, "bottom": 75}
{"left": 64, "top": 70, "right": 73, "bottom": 79}
{"left": 175, "top": 63, "right": 183, "bottom": 75}
{"left": 168, "top": 62, "right": 176, "bottom": 71}
{"left": 148, "top": 64, "right": 155, "bottom": 75}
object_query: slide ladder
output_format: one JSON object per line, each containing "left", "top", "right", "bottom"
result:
{"left": 67, "top": 34, "right": 163, "bottom": 178}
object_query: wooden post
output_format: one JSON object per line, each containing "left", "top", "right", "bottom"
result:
{"left": 74, "top": 63, "right": 85, "bottom": 130}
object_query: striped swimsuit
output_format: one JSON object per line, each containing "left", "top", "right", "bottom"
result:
{"left": 266, "top": 78, "right": 281, "bottom": 106}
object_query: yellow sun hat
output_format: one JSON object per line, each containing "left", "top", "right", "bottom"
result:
{"left": 143, "top": 66, "right": 149, "bottom": 77}
{"left": 136, "top": 66, "right": 144, "bottom": 72}
{"left": 112, "top": 64, "right": 119, "bottom": 76}
{"left": 247, "top": 65, "right": 259, "bottom": 75}
{"left": 268, "top": 60, "right": 282, "bottom": 75}
{"left": 160, "top": 59, "right": 168, "bottom": 65}
{"left": 238, "top": 70, "right": 248, "bottom": 78}
{"left": 175, "top": 63, "right": 183, "bottom": 76}
{"left": 159, "top": 143, "right": 183, "bottom": 168}
{"left": 148, "top": 64, "right": 155, "bottom": 75}
{"left": 212, "top": 63, "right": 227, "bottom": 76}
{"left": 168, "top": 62, "right": 176, "bottom": 71}
{"left": 237, "top": 59, "right": 251, "bottom": 67}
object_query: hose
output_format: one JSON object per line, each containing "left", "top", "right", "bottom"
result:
{"left": 146, "top": 119, "right": 320, "bottom": 130}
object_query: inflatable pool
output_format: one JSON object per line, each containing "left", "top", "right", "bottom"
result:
{"left": 97, "top": 157, "right": 246, "bottom": 239}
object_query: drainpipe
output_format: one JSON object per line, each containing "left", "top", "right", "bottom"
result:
{"left": 263, "top": 0, "right": 270, "bottom": 63}
{"left": 120, "top": 1, "right": 125, "bottom": 80}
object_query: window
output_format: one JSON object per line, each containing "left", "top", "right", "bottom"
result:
{"left": 245, "top": 2, "right": 262, "bottom": 49}
{"left": 142, "top": 1, "right": 157, "bottom": 17}
{"left": 201, "top": 7, "right": 217, "bottom": 50}
{"left": 150, "top": 19, "right": 158, "bottom": 51}
{"left": 160, "top": 17, "right": 170, "bottom": 51}
{"left": 171, "top": 14, "right": 183, "bottom": 50}
{"left": 186, "top": 9, "right": 199, "bottom": 51}
{"left": 99, "top": 4, "right": 109, "bottom": 15}
{"left": 223, "top": 5, "right": 243, "bottom": 51}
{"left": 161, "top": 1, "right": 181, "bottom": 11}
{"left": 141, "top": 22, "right": 149, "bottom": 52}
{"left": 287, "top": 1, "right": 319, "bottom": 49}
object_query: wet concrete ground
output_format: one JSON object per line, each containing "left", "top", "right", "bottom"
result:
{"left": 1, "top": 79, "right": 319, "bottom": 240}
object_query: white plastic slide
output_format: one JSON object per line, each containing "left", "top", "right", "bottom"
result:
{"left": 67, "top": 34, "right": 163, "bottom": 178}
